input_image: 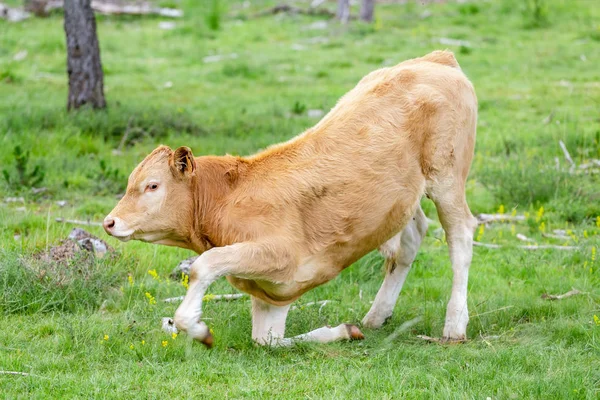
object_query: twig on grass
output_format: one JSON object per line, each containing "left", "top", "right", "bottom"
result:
{"left": 252, "top": 4, "right": 335, "bottom": 18}
{"left": 559, "top": 140, "right": 575, "bottom": 168}
{"left": 541, "top": 288, "right": 582, "bottom": 300}
{"left": 290, "top": 300, "right": 333, "bottom": 311}
{"left": 416, "top": 335, "right": 441, "bottom": 343}
{"left": 477, "top": 213, "right": 526, "bottom": 225}
{"left": 516, "top": 234, "right": 535, "bottom": 243}
{"left": 0, "top": 370, "right": 48, "bottom": 379}
{"left": 55, "top": 218, "right": 102, "bottom": 227}
{"left": 474, "top": 241, "right": 578, "bottom": 251}
{"left": 163, "top": 293, "right": 245, "bottom": 303}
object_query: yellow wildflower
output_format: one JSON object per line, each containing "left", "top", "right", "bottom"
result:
{"left": 129, "top": 344, "right": 134, "bottom": 350}
{"left": 128, "top": 275, "right": 134, "bottom": 285}
{"left": 511, "top": 208, "right": 517, "bottom": 217}
{"left": 171, "top": 333, "right": 178, "bottom": 340}
{"left": 596, "top": 216, "right": 600, "bottom": 228}
{"left": 203, "top": 294, "right": 216, "bottom": 302}
{"left": 539, "top": 222, "right": 546, "bottom": 233}
{"left": 148, "top": 269, "right": 159, "bottom": 280}
{"left": 476, "top": 225, "right": 484, "bottom": 241}
{"left": 103, "top": 334, "right": 109, "bottom": 341}
{"left": 210, "top": 328, "right": 215, "bottom": 335}
{"left": 594, "top": 315, "right": 600, "bottom": 326}
{"left": 162, "top": 340, "right": 168, "bottom": 347}
{"left": 498, "top": 204, "right": 505, "bottom": 214}
{"left": 592, "top": 246, "right": 597, "bottom": 263}
{"left": 584, "top": 230, "right": 589, "bottom": 238}
{"left": 536, "top": 206, "right": 544, "bottom": 222}
{"left": 141, "top": 340, "right": 146, "bottom": 345}
{"left": 181, "top": 272, "right": 189, "bottom": 289}
{"left": 145, "top": 292, "right": 157, "bottom": 305}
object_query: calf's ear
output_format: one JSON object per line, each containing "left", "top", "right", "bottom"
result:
{"left": 170, "top": 146, "right": 197, "bottom": 177}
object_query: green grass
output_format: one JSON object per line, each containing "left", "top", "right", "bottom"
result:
{"left": 1, "top": 0, "right": 600, "bottom": 397}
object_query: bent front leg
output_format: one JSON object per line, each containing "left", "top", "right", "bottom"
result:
{"left": 173, "top": 242, "right": 294, "bottom": 345}
{"left": 252, "top": 296, "right": 364, "bottom": 348}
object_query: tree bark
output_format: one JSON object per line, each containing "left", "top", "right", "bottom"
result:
{"left": 336, "top": 0, "right": 350, "bottom": 24}
{"left": 64, "top": 0, "right": 106, "bottom": 110}
{"left": 359, "top": 0, "right": 375, "bottom": 22}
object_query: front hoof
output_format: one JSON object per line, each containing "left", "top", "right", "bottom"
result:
{"left": 441, "top": 335, "right": 467, "bottom": 344}
{"left": 344, "top": 324, "right": 365, "bottom": 340}
{"left": 361, "top": 315, "right": 385, "bottom": 329}
{"left": 200, "top": 329, "right": 214, "bottom": 348}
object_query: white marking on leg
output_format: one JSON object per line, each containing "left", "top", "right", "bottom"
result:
{"left": 362, "top": 206, "right": 427, "bottom": 329}
{"left": 251, "top": 296, "right": 290, "bottom": 346}
{"left": 443, "top": 223, "right": 474, "bottom": 340}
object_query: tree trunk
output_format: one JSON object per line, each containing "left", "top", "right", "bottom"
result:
{"left": 64, "top": 0, "right": 106, "bottom": 110}
{"left": 336, "top": 0, "right": 350, "bottom": 24}
{"left": 359, "top": 0, "right": 375, "bottom": 22}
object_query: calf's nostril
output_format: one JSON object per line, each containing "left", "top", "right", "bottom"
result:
{"left": 103, "top": 218, "right": 116, "bottom": 232}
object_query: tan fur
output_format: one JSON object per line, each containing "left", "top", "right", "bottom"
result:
{"left": 106, "top": 50, "right": 477, "bottom": 309}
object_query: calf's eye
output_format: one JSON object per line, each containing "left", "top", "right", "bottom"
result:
{"left": 146, "top": 183, "right": 159, "bottom": 192}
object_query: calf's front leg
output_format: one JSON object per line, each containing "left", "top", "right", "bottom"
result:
{"left": 173, "top": 242, "right": 293, "bottom": 346}
{"left": 252, "top": 296, "right": 364, "bottom": 347}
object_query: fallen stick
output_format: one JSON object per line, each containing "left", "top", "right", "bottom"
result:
{"left": 579, "top": 159, "right": 600, "bottom": 170}
{"left": 474, "top": 241, "right": 578, "bottom": 251}
{"left": 416, "top": 335, "right": 440, "bottom": 343}
{"left": 163, "top": 293, "right": 245, "bottom": 303}
{"left": 0, "top": 370, "right": 48, "bottom": 379}
{"left": 55, "top": 218, "right": 102, "bottom": 227}
{"left": 477, "top": 213, "right": 526, "bottom": 225}
{"left": 252, "top": 4, "right": 335, "bottom": 18}
{"left": 542, "top": 233, "right": 570, "bottom": 240}
{"left": 290, "top": 300, "right": 332, "bottom": 311}
{"left": 516, "top": 234, "right": 534, "bottom": 243}
{"left": 90, "top": 1, "right": 183, "bottom": 17}
{"left": 559, "top": 140, "right": 575, "bottom": 168}
{"left": 541, "top": 288, "right": 582, "bottom": 300}
{"left": 0, "top": 3, "right": 31, "bottom": 21}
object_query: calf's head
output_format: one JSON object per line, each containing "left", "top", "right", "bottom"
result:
{"left": 103, "top": 145, "right": 197, "bottom": 246}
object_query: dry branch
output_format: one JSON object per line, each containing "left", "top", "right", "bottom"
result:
{"left": 559, "top": 140, "right": 575, "bottom": 168}
{"left": 89, "top": 1, "right": 183, "bottom": 17}
{"left": 253, "top": 3, "right": 335, "bottom": 18}
{"left": 416, "top": 335, "right": 440, "bottom": 343}
{"left": 0, "top": 370, "right": 48, "bottom": 379}
{"left": 163, "top": 293, "right": 245, "bottom": 303}
{"left": 477, "top": 213, "right": 526, "bottom": 225}
{"left": 0, "top": 3, "right": 31, "bottom": 21}
{"left": 55, "top": 218, "right": 102, "bottom": 227}
{"left": 516, "top": 234, "right": 534, "bottom": 243}
{"left": 3, "top": 0, "right": 183, "bottom": 22}
{"left": 474, "top": 241, "right": 578, "bottom": 251}
{"left": 541, "top": 288, "right": 582, "bottom": 300}
{"left": 290, "top": 300, "right": 332, "bottom": 311}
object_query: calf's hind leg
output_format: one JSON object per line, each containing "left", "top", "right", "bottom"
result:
{"left": 251, "top": 297, "right": 364, "bottom": 347}
{"left": 362, "top": 205, "right": 428, "bottom": 329}
{"left": 428, "top": 182, "right": 477, "bottom": 342}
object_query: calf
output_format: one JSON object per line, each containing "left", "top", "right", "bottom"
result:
{"left": 104, "top": 50, "right": 478, "bottom": 347}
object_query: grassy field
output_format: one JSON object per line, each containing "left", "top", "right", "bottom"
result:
{"left": 1, "top": 0, "right": 600, "bottom": 397}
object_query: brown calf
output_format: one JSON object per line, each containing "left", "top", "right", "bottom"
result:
{"left": 104, "top": 50, "right": 478, "bottom": 346}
